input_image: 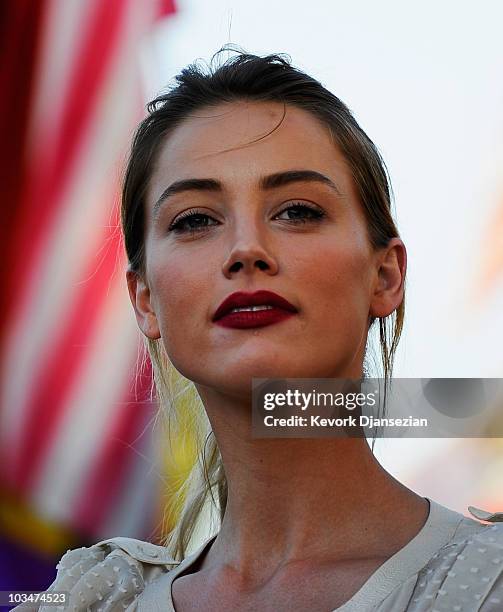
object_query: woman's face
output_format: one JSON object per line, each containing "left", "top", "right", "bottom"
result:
{"left": 129, "top": 101, "right": 402, "bottom": 396}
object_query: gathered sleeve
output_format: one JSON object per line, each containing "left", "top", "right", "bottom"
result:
{"left": 11, "top": 537, "right": 179, "bottom": 612}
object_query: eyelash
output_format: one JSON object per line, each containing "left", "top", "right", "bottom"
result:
{"left": 167, "top": 202, "right": 326, "bottom": 234}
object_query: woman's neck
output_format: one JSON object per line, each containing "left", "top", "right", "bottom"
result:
{"left": 194, "top": 383, "right": 429, "bottom": 577}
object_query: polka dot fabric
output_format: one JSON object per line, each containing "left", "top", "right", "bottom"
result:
{"left": 11, "top": 537, "right": 178, "bottom": 612}
{"left": 11, "top": 501, "right": 503, "bottom": 611}
{"left": 405, "top": 523, "right": 503, "bottom": 611}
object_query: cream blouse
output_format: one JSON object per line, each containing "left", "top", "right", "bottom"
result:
{"left": 13, "top": 497, "right": 503, "bottom": 611}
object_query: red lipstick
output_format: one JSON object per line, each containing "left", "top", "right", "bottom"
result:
{"left": 213, "top": 290, "right": 298, "bottom": 329}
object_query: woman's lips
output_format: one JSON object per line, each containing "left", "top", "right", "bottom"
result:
{"left": 214, "top": 307, "right": 296, "bottom": 329}
{"left": 213, "top": 290, "right": 298, "bottom": 324}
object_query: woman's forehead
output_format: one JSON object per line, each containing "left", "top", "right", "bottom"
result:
{"left": 148, "top": 101, "right": 351, "bottom": 202}
{"left": 159, "top": 100, "right": 325, "bottom": 155}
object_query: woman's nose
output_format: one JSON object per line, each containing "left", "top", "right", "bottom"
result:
{"left": 221, "top": 224, "right": 279, "bottom": 279}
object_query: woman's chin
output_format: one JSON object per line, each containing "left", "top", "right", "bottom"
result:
{"left": 194, "top": 361, "right": 309, "bottom": 396}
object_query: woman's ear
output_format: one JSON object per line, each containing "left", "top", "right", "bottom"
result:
{"left": 126, "top": 268, "right": 161, "bottom": 339}
{"left": 369, "top": 237, "right": 407, "bottom": 318}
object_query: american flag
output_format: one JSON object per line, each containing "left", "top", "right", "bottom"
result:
{"left": 0, "top": 0, "right": 177, "bottom": 551}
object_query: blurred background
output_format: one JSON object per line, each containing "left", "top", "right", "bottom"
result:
{"left": 1, "top": 0, "right": 502, "bottom": 592}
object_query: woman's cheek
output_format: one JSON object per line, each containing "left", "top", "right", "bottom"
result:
{"left": 155, "top": 262, "right": 210, "bottom": 338}
{"left": 306, "top": 251, "right": 370, "bottom": 329}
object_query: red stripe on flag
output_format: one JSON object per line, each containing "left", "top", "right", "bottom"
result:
{"left": 0, "top": 0, "right": 47, "bottom": 488}
{"left": 157, "top": 0, "right": 177, "bottom": 18}
{"left": 0, "top": 0, "right": 46, "bottom": 349}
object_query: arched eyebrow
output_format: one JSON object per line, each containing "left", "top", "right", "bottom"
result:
{"left": 152, "top": 169, "right": 341, "bottom": 220}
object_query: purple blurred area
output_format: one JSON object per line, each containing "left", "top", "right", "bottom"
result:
{"left": 0, "top": 534, "right": 57, "bottom": 592}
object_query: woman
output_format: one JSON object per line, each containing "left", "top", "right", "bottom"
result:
{"left": 20, "top": 48, "right": 503, "bottom": 612}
